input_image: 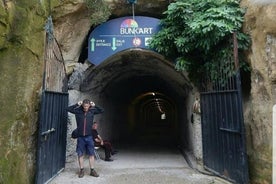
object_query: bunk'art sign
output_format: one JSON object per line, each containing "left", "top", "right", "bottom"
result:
{"left": 88, "top": 16, "right": 160, "bottom": 65}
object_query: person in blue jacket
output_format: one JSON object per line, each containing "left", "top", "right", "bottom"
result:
{"left": 67, "top": 99, "right": 104, "bottom": 178}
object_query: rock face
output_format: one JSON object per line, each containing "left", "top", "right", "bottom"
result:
{"left": 0, "top": 0, "right": 274, "bottom": 183}
{"left": 0, "top": 1, "right": 46, "bottom": 183}
{"left": 241, "top": 1, "right": 276, "bottom": 183}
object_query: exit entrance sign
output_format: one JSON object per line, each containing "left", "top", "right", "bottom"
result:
{"left": 88, "top": 16, "right": 161, "bottom": 65}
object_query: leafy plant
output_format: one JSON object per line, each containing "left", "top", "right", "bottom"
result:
{"left": 150, "top": 0, "right": 250, "bottom": 87}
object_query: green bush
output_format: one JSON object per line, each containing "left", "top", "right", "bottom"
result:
{"left": 150, "top": 0, "right": 250, "bottom": 86}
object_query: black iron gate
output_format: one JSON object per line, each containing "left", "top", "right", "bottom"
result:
{"left": 36, "top": 91, "right": 68, "bottom": 184}
{"left": 200, "top": 34, "right": 249, "bottom": 183}
{"left": 36, "top": 15, "right": 68, "bottom": 184}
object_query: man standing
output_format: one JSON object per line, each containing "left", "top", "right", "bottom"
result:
{"left": 67, "top": 99, "right": 104, "bottom": 178}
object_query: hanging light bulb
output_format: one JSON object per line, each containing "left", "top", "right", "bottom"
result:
{"left": 161, "top": 113, "right": 166, "bottom": 120}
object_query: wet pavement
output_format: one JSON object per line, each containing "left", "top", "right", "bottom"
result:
{"left": 49, "top": 145, "right": 232, "bottom": 184}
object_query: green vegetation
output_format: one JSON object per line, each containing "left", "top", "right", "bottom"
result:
{"left": 85, "top": 0, "right": 111, "bottom": 26}
{"left": 150, "top": 0, "right": 250, "bottom": 86}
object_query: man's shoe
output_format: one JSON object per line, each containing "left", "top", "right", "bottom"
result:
{"left": 90, "top": 169, "right": 99, "bottom": 177}
{"left": 105, "top": 158, "right": 113, "bottom": 162}
{"left": 78, "top": 169, "right": 84, "bottom": 178}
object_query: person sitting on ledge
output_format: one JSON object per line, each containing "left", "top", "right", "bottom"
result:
{"left": 92, "top": 122, "right": 118, "bottom": 162}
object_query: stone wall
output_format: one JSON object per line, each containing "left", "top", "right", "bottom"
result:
{"left": 241, "top": 0, "right": 276, "bottom": 183}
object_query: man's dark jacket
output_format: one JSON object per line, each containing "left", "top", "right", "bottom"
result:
{"left": 67, "top": 104, "right": 104, "bottom": 137}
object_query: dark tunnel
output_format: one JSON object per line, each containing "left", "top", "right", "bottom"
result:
{"left": 79, "top": 49, "right": 193, "bottom": 149}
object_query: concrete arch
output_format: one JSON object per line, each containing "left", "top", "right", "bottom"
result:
{"left": 77, "top": 48, "right": 194, "bottom": 149}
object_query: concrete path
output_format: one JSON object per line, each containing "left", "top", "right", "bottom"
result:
{"left": 49, "top": 145, "right": 231, "bottom": 184}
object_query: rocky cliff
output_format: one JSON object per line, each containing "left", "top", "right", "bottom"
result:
{"left": 241, "top": 1, "right": 275, "bottom": 183}
{"left": 0, "top": 0, "right": 47, "bottom": 183}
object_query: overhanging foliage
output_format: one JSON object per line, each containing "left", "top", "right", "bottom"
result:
{"left": 150, "top": 0, "right": 250, "bottom": 86}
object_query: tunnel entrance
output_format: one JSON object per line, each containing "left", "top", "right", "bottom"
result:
{"left": 128, "top": 91, "right": 178, "bottom": 145}
{"left": 65, "top": 16, "right": 198, "bottom": 161}
{"left": 77, "top": 49, "right": 193, "bottom": 150}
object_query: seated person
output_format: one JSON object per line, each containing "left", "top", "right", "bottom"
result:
{"left": 92, "top": 122, "right": 117, "bottom": 161}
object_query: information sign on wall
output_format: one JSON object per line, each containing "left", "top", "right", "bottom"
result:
{"left": 88, "top": 16, "right": 161, "bottom": 65}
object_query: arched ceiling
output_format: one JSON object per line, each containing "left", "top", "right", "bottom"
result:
{"left": 80, "top": 48, "right": 192, "bottom": 99}
{"left": 77, "top": 48, "right": 192, "bottom": 145}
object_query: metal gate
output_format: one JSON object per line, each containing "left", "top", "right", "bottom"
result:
{"left": 36, "top": 16, "right": 68, "bottom": 184}
{"left": 200, "top": 34, "right": 249, "bottom": 183}
{"left": 36, "top": 91, "right": 68, "bottom": 184}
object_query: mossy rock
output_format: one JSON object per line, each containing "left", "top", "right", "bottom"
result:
{"left": 0, "top": 1, "right": 46, "bottom": 183}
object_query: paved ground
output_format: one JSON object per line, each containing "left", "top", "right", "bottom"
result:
{"left": 49, "top": 145, "right": 232, "bottom": 184}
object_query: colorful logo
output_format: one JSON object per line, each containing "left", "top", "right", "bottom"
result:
{"left": 133, "top": 37, "right": 141, "bottom": 47}
{"left": 120, "top": 19, "right": 138, "bottom": 28}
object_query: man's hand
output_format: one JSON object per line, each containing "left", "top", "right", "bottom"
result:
{"left": 90, "top": 101, "right": 95, "bottom": 107}
{"left": 77, "top": 101, "right": 82, "bottom": 106}
{"left": 95, "top": 138, "right": 101, "bottom": 143}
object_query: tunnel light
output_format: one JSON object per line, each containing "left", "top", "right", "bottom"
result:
{"left": 161, "top": 113, "right": 166, "bottom": 120}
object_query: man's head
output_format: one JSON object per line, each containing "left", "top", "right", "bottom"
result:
{"left": 82, "top": 99, "right": 91, "bottom": 112}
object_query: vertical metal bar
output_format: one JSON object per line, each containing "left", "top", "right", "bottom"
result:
{"left": 219, "top": 59, "right": 222, "bottom": 91}
{"left": 35, "top": 92, "right": 43, "bottom": 184}
{"left": 233, "top": 32, "right": 249, "bottom": 183}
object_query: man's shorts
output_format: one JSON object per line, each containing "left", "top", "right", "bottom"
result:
{"left": 76, "top": 136, "right": 95, "bottom": 157}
